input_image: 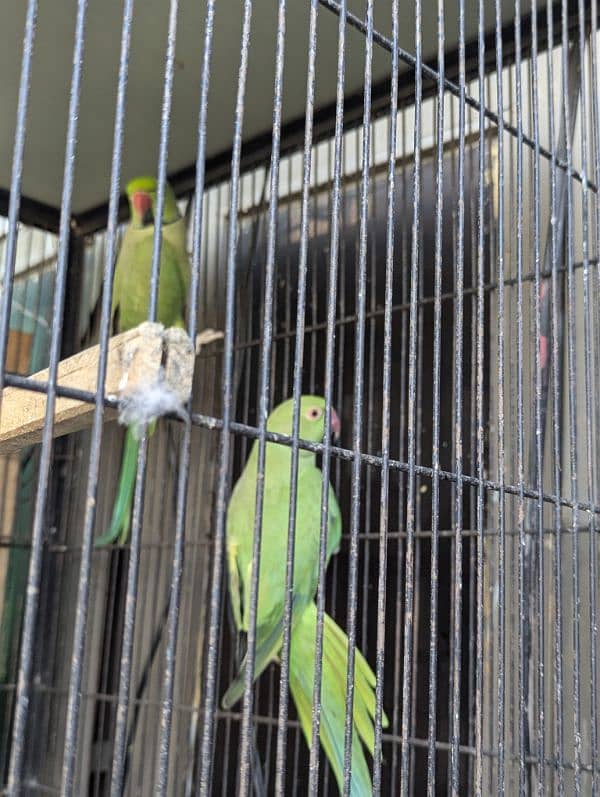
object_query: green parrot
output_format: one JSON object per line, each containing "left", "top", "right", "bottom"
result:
{"left": 95, "top": 176, "right": 190, "bottom": 547}
{"left": 222, "top": 396, "right": 388, "bottom": 795}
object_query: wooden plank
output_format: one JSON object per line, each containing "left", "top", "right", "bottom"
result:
{"left": 0, "top": 329, "right": 34, "bottom": 630}
{"left": 0, "top": 322, "right": 194, "bottom": 455}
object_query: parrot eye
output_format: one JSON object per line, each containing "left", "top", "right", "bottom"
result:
{"left": 305, "top": 406, "right": 323, "bottom": 421}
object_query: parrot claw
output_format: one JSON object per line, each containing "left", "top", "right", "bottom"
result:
{"left": 195, "top": 328, "right": 223, "bottom": 354}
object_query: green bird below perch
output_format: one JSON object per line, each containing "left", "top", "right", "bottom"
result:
{"left": 222, "top": 395, "right": 388, "bottom": 795}
{"left": 95, "top": 176, "right": 190, "bottom": 547}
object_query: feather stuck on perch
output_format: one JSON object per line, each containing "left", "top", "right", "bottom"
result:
{"left": 0, "top": 321, "right": 205, "bottom": 454}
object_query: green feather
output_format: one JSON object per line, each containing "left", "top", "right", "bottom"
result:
{"left": 289, "top": 603, "right": 374, "bottom": 796}
{"left": 94, "top": 427, "right": 139, "bottom": 547}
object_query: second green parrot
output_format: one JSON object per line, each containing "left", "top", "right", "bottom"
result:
{"left": 222, "top": 396, "right": 388, "bottom": 795}
{"left": 95, "top": 176, "right": 190, "bottom": 547}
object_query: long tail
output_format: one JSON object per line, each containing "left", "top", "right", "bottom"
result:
{"left": 95, "top": 426, "right": 139, "bottom": 547}
{"left": 289, "top": 602, "right": 388, "bottom": 796}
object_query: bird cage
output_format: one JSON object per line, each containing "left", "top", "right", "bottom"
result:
{"left": 0, "top": 0, "right": 599, "bottom": 794}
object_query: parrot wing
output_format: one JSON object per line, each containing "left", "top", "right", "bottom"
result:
{"left": 327, "top": 486, "right": 342, "bottom": 559}
{"left": 226, "top": 539, "right": 243, "bottom": 631}
{"left": 221, "top": 592, "right": 307, "bottom": 710}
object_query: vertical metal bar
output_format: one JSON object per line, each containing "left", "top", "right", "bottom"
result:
{"left": 274, "top": 1, "right": 318, "bottom": 793}
{"left": 474, "top": 1, "right": 486, "bottom": 791}
{"left": 513, "top": 5, "right": 528, "bottom": 793}
{"left": 109, "top": 443, "right": 148, "bottom": 795}
{"left": 197, "top": 1, "right": 253, "bottom": 793}
{"left": 0, "top": 0, "right": 37, "bottom": 414}
{"left": 6, "top": 2, "right": 89, "bottom": 792}
{"left": 575, "top": 0, "right": 599, "bottom": 791}
{"left": 341, "top": 1, "right": 372, "bottom": 793}
{"left": 528, "top": 1, "right": 546, "bottom": 791}
{"left": 561, "top": 3, "right": 582, "bottom": 790}
{"left": 484, "top": 69, "right": 495, "bottom": 797}
{"left": 426, "top": 0, "right": 444, "bottom": 790}
{"left": 446, "top": 105, "right": 458, "bottom": 792}
{"left": 237, "top": 2, "right": 286, "bottom": 793}
{"left": 449, "top": 0, "right": 466, "bottom": 792}
{"left": 361, "top": 123, "right": 376, "bottom": 674}
{"left": 542, "top": 31, "right": 584, "bottom": 797}
{"left": 60, "top": 1, "right": 135, "bottom": 793}
{"left": 399, "top": 0, "right": 422, "bottom": 789}
{"left": 410, "top": 197, "right": 423, "bottom": 797}
{"left": 109, "top": 3, "right": 180, "bottom": 793}
{"left": 493, "top": 1, "right": 507, "bottom": 790}
{"left": 148, "top": 0, "right": 179, "bottom": 324}
{"left": 307, "top": 1, "right": 346, "bottom": 792}
{"left": 154, "top": 0, "right": 216, "bottom": 792}
{"left": 547, "top": 12, "right": 565, "bottom": 790}
{"left": 589, "top": 2, "right": 600, "bottom": 794}
{"left": 372, "top": 0, "right": 398, "bottom": 792}
{"left": 391, "top": 105, "right": 409, "bottom": 794}
{"left": 466, "top": 100, "right": 478, "bottom": 797}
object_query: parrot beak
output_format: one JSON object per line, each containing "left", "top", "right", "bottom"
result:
{"left": 330, "top": 408, "right": 341, "bottom": 440}
{"left": 132, "top": 190, "right": 153, "bottom": 225}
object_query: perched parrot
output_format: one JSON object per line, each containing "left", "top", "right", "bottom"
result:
{"left": 222, "top": 396, "right": 388, "bottom": 795}
{"left": 95, "top": 176, "right": 190, "bottom": 546}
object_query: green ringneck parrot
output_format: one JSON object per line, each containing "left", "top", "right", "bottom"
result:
{"left": 95, "top": 176, "right": 190, "bottom": 547}
{"left": 222, "top": 396, "right": 388, "bottom": 795}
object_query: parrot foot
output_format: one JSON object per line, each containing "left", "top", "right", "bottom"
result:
{"left": 195, "top": 328, "right": 223, "bottom": 354}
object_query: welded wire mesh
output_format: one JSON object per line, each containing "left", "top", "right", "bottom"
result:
{"left": 0, "top": 1, "right": 599, "bottom": 795}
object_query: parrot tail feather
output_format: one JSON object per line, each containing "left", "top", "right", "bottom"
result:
{"left": 289, "top": 602, "right": 386, "bottom": 797}
{"left": 95, "top": 427, "right": 139, "bottom": 547}
{"left": 221, "top": 618, "right": 285, "bottom": 710}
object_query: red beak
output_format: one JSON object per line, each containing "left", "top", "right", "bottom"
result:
{"left": 331, "top": 408, "right": 341, "bottom": 439}
{"left": 132, "top": 190, "right": 152, "bottom": 218}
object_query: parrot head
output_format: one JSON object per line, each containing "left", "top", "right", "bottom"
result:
{"left": 266, "top": 395, "right": 341, "bottom": 444}
{"left": 125, "top": 176, "right": 180, "bottom": 229}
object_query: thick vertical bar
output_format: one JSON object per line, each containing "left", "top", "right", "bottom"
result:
{"left": 273, "top": 1, "right": 319, "bottom": 793}
{"left": 0, "top": 0, "right": 37, "bottom": 414}
{"left": 372, "top": 0, "right": 398, "bottom": 792}
{"left": 547, "top": 14, "right": 565, "bottom": 790}
{"left": 6, "top": 2, "right": 88, "bottom": 792}
{"left": 391, "top": 106, "right": 408, "bottom": 794}
{"left": 589, "top": 0, "right": 600, "bottom": 790}
{"left": 561, "top": 3, "right": 582, "bottom": 790}
{"left": 543, "top": 30, "right": 583, "bottom": 797}
{"left": 575, "top": 0, "right": 599, "bottom": 791}
{"left": 426, "top": 0, "right": 444, "bottom": 790}
{"left": 237, "top": 2, "right": 286, "bottom": 793}
{"left": 493, "top": 1, "right": 507, "bottom": 791}
{"left": 148, "top": 0, "right": 179, "bottom": 323}
{"left": 474, "top": 1, "right": 486, "bottom": 792}
{"left": 109, "top": 4, "right": 180, "bottom": 793}
{"left": 109, "top": 437, "right": 149, "bottom": 795}
{"left": 60, "top": 1, "right": 135, "bottom": 793}
{"left": 513, "top": 4, "right": 529, "bottom": 793}
{"left": 197, "top": 2, "right": 254, "bottom": 793}
{"left": 528, "top": 0, "right": 545, "bottom": 791}
{"left": 154, "top": 1, "right": 216, "bottom": 793}
{"left": 307, "top": 1, "right": 346, "bottom": 793}
{"left": 341, "top": 1, "right": 372, "bottom": 793}
{"left": 399, "top": 0, "right": 421, "bottom": 790}
{"left": 449, "top": 0, "right": 466, "bottom": 791}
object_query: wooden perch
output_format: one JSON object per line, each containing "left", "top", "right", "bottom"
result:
{"left": 0, "top": 322, "right": 195, "bottom": 455}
